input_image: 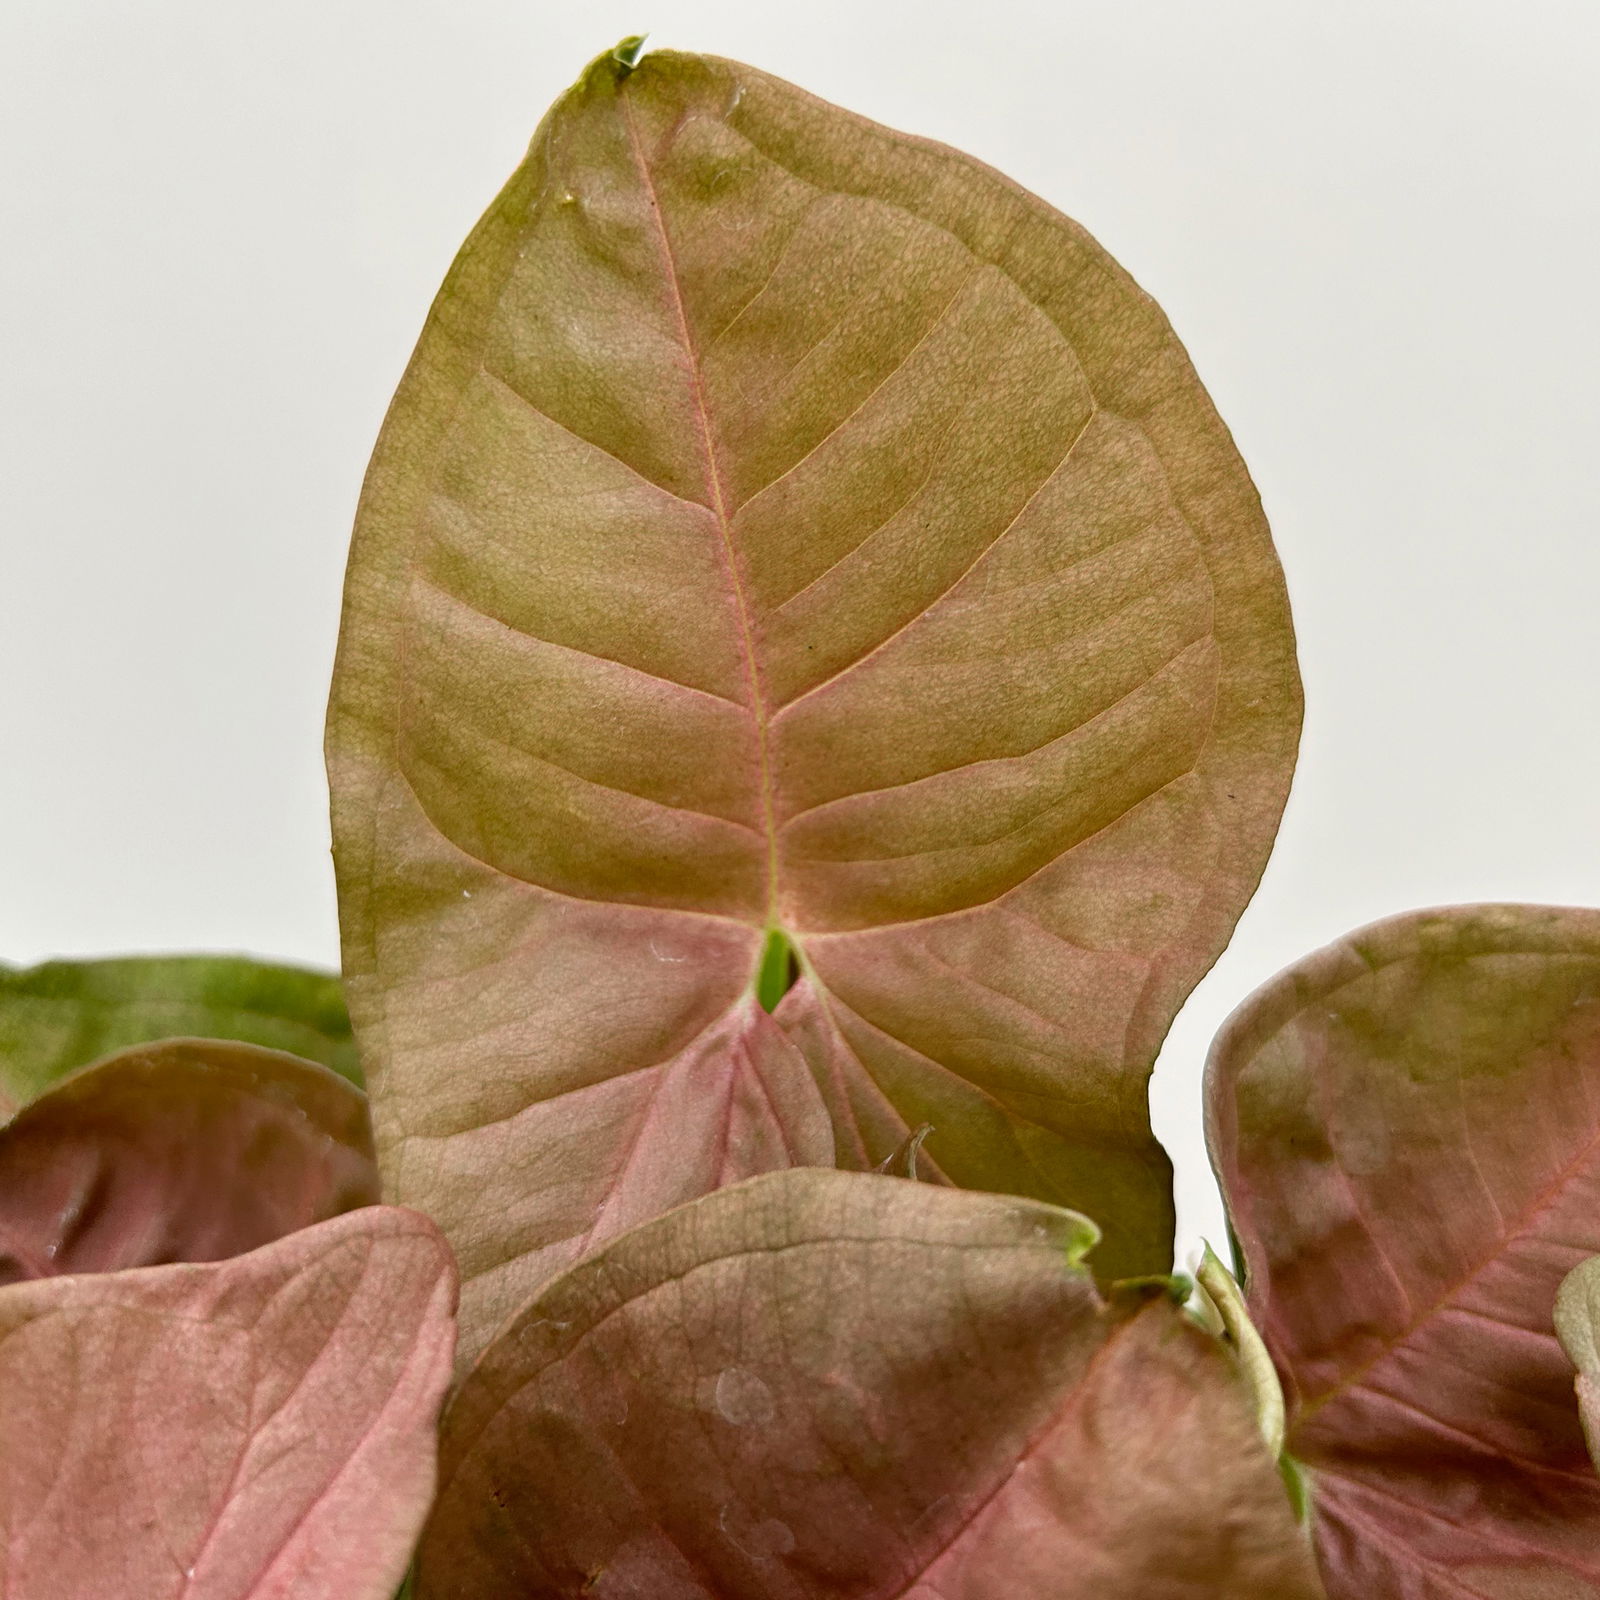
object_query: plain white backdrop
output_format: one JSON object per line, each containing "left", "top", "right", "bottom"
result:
{"left": 4, "top": 1, "right": 1598, "bottom": 1263}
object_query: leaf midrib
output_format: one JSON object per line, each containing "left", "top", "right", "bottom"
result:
{"left": 619, "top": 87, "right": 782, "bottom": 932}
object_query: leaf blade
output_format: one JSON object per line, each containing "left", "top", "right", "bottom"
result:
{"left": 0, "top": 952, "right": 358, "bottom": 1118}
{"left": 0, "top": 1037, "right": 378, "bottom": 1284}
{"left": 0, "top": 1206, "right": 456, "bottom": 1600}
{"left": 1207, "top": 904, "right": 1600, "bottom": 1595}
{"left": 417, "top": 1169, "right": 1321, "bottom": 1599}
{"left": 328, "top": 47, "right": 1300, "bottom": 1353}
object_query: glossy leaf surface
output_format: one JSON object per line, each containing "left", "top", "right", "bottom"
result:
{"left": 1556, "top": 1257, "right": 1600, "bottom": 1470}
{"left": 328, "top": 44, "right": 1300, "bottom": 1356}
{"left": 0, "top": 1037, "right": 378, "bottom": 1285}
{"left": 0, "top": 953, "right": 358, "bottom": 1118}
{"left": 1207, "top": 905, "right": 1600, "bottom": 1596}
{"left": 417, "top": 1169, "right": 1321, "bottom": 1599}
{"left": 0, "top": 1206, "right": 455, "bottom": 1600}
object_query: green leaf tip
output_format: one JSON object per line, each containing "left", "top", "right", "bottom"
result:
{"left": 611, "top": 35, "right": 648, "bottom": 72}
{"left": 1108, "top": 1272, "right": 1191, "bottom": 1307}
{"left": 1197, "top": 1243, "right": 1286, "bottom": 1458}
{"left": 1059, "top": 1210, "right": 1103, "bottom": 1270}
{"left": 754, "top": 925, "right": 799, "bottom": 1012}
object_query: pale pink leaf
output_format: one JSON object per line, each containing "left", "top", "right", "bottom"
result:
{"left": 1207, "top": 904, "right": 1600, "bottom": 1597}
{"left": 0, "top": 1205, "right": 456, "bottom": 1600}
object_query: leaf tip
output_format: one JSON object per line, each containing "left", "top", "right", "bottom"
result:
{"left": 1061, "top": 1210, "right": 1102, "bottom": 1269}
{"left": 872, "top": 1123, "right": 934, "bottom": 1180}
{"left": 611, "top": 34, "right": 649, "bottom": 73}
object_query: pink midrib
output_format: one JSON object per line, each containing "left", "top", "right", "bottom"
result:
{"left": 618, "top": 89, "right": 781, "bottom": 930}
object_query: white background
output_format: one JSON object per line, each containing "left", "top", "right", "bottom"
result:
{"left": 4, "top": 1, "right": 1598, "bottom": 1262}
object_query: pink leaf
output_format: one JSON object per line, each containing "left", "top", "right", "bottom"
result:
{"left": 1207, "top": 904, "right": 1600, "bottom": 1596}
{"left": 0, "top": 1037, "right": 379, "bottom": 1284}
{"left": 417, "top": 1170, "right": 1321, "bottom": 1599}
{"left": 0, "top": 1205, "right": 456, "bottom": 1600}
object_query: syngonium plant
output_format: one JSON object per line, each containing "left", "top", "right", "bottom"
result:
{"left": 5, "top": 38, "right": 1600, "bottom": 1600}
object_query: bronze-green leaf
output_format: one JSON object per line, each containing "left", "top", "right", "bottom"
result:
{"left": 328, "top": 44, "right": 1299, "bottom": 1359}
{"left": 1206, "top": 905, "right": 1600, "bottom": 1596}
{"left": 416, "top": 1169, "right": 1322, "bottom": 1599}
{"left": 0, "top": 953, "right": 358, "bottom": 1119}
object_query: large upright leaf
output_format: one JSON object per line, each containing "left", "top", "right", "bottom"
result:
{"left": 0, "top": 1206, "right": 455, "bottom": 1600}
{"left": 0, "top": 952, "right": 358, "bottom": 1118}
{"left": 0, "top": 1037, "right": 378, "bottom": 1284}
{"left": 328, "top": 43, "right": 1300, "bottom": 1354}
{"left": 417, "top": 1169, "right": 1321, "bottom": 1599}
{"left": 1206, "top": 905, "right": 1600, "bottom": 1597}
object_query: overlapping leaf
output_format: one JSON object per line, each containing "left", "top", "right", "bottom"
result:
{"left": 0, "top": 1037, "right": 378, "bottom": 1284}
{"left": 416, "top": 1169, "right": 1320, "bottom": 1599}
{"left": 1206, "top": 905, "right": 1600, "bottom": 1596}
{"left": 328, "top": 43, "right": 1300, "bottom": 1358}
{"left": 1556, "top": 1258, "right": 1600, "bottom": 1470}
{"left": 0, "top": 953, "right": 358, "bottom": 1118}
{"left": 0, "top": 1206, "right": 455, "bottom": 1600}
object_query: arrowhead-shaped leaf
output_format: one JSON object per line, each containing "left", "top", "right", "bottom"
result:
{"left": 1206, "top": 905, "right": 1600, "bottom": 1596}
{"left": 328, "top": 44, "right": 1300, "bottom": 1356}
{"left": 1556, "top": 1258, "right": 1600, "bottom": 1471}
{"left": 0, "top": 1205, "right": 456, "bottom": 1600}
{"left": 416, "top": 1169, "right": 1321, "bottom": 1599}
{"left": 0, "top": 953, "right": 358, "bottom": 1119}
{"left": 0, "top": 1037, "right": 378, "bottom": 1284}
